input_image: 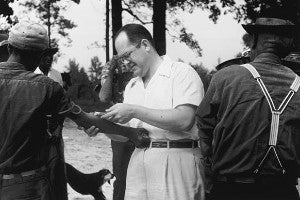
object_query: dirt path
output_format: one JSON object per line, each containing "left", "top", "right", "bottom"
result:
{"left": 63, "top": 119, "right": 113, "bottom": 200}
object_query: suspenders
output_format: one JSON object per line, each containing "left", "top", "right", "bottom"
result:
{"left": 242, "top": 64, "right": 300, "bottom": 174}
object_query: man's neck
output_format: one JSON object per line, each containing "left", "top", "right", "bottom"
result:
{"left": 40, "top": 66, "right": 51, "bottom": 75}
{"left": 142, "top": 54, "right": 163, "bottom": 87}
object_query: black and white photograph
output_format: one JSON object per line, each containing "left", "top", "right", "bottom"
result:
{"left": 0, "top": 0, "right": 300, "bottom": 199}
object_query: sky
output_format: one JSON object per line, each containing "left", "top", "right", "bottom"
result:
{"left": 9, "top": 0, "right": 246, "bottom": 73}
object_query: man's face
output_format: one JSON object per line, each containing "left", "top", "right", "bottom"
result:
{"left": 115, "top": 32, "right": 147, "bottom": 78}
{"left": 39, "top": 54, "right": 53, "bottom": 73}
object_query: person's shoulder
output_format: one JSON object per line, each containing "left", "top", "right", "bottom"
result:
{"left": 172, "top": 60, "right": 193, "bottom": 70}
{"left": 171, "top": 60, "right": 199, "bottom": 78}
{"left": 125, "top": 76, "right": 140, "bottom": 90}
{"left": 30, "top": 72, "right": 62, "bottom": 88}
{"left": 215, "top": 64, "right": 250, "bottom": 78}
{"left": 210, "top": 64, "right": 252, "bottom": 87}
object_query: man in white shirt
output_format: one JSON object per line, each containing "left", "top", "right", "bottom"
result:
{"left": 92, "top": 23, "right": 205, "bottom": 200}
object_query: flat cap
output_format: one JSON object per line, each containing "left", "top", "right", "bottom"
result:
{"left": 8, "top": 21, "right": 49, "bottom": 51}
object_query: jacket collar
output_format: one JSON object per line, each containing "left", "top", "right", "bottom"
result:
{"left": 0, "top": 62, "right": 28, "bottom": 71}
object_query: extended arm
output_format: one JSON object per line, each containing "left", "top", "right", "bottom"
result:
{"left": 102, "top": 103, "right": 196, "bottom": 132}
{"left": 65, "top": 104, "right": 150, "bottom": 148}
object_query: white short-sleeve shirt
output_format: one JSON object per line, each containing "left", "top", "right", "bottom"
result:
{"left": 123, "top": 55, "right": 204, "bottom": 140}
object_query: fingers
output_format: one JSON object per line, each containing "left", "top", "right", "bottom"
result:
{"left": 105, "top": 104, "right": 117, "bottom": 112}
{"left": 101, "top": 110, "right": 116, "bottom": 121}
{"left": 94, "top": 111, "right": 106, "bottom": 116}
{"left": 84, "top": 126, "right": 99, "bottom": 137}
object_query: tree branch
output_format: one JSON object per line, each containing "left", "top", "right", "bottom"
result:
{"left": 122, "top": 8, "right": 152, "bottom": 25}
{"left": 121, "top": 0, "right": 152, "bottom": 25}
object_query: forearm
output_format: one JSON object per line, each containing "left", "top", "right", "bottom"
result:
{"left": 99, "top": 77, "right": 114, "bottom": 103}
{"left": 132, "top": 104, "right": 196, "bottom": 132}
{"left": 66, "top": 107, "right": 149, "bottom": 147}
{"left": 67, "top": 111, "right": 117, "bottom": 134}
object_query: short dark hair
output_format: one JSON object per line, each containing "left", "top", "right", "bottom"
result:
{"left": 115, "top": 23, "right": 155, "bottom": 48}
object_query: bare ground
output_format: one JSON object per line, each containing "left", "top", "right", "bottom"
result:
{"left": 63, "top": 119, "right": 113, "bottom": 200}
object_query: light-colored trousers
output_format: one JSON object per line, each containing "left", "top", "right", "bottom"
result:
{"left": 124, "top": 147, "right": 204, "bottom": 200}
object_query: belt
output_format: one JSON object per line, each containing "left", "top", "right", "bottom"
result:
{"left": 0, "top": 166, "right": 47, "bottom": 180}
{"left": 149, "top": 140, "right": 200, "bottom": 148}
{"left": 215, "top": 175, "right": 298, "bottom": 185}
{"left": 215, "top": 175, "right": 256, "bottom": 184}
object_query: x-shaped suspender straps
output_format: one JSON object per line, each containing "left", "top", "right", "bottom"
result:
{"left": 242, "top": 64, "right": 300, "bottom": 174}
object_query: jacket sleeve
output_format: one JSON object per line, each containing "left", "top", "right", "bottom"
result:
{"left": 196, "top": 73, "right": 220, "bottom": 194}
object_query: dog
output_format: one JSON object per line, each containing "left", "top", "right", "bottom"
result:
{"left": 66, "top": 163, "right": 114, "bottom": 200}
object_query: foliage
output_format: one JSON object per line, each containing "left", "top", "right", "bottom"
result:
{"left": 88, "top": 56, "right": 104, "bottom": 84}
{"left": 179, "top": 27, "right": 202, "bottom": 57}
{"left": 0, "top": 0, "right": 14, "bottom": 18}
{"left": 0, "top": 0, "right": 80, "bottom": 48}
{"left": 191, "top": 63, "right": 212, "bottom": 92}
{"left": 21, "top": 0, "right": 80, "bottom": 47}
{"left": 65, "top": 59, "right": 98, "bottom": 101}
{"left": 230, "top": 0, "right": 299, "bottom": 23}
{"left": 121, "top": 0, "right": 299, "bottom": 59}
{"left": 121, "top": 0, "right": 242, "bottom": 58}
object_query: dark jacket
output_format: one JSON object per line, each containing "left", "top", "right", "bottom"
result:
{"left": 196, "top": 53, "right": 300, "bottom": 180}
{"left": 0, "top": 62, "right": 71, "bottom": 199}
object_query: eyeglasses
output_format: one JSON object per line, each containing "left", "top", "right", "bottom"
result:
{"left": 118, "top": 41, "right": 141, "bottom": 65}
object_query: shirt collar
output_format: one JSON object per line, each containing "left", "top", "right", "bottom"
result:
{"left": 253, "top": 53, "right": 282, "bottom": 65}
{"left": 131, "top": 55, "right": 173, "bottom": 88}
{"left": 0, "top": 62, "right": 27, "bottom": 71}
{"left": 157, "top": 55, "right": 173, "bottom": 78}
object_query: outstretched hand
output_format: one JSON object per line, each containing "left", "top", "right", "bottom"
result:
{"left": 82, "top": 112, "right": 105, "bottom": 137}
{"left": 101, "top": 103, "right": 136, "bottom": 124}
{"left": 84, "top": 126, "right": 99, "bottom": 137}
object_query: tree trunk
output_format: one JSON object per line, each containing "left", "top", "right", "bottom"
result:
{"left": 153, "top": 0, "right": 166, "bottom": 56}
{"left": 111, "top": 0, "right": 122, "bottom": 55}
{"left": 47, "top": 1, "right": 51, "bottom": 46}
{"left": 106, "top": 0, "right": 110, "bottom": 62}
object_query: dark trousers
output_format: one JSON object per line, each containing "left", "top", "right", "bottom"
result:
{"left": 209, "top": 181, "right": 300, "bottom": 200}
{"left": 0, "top": 173, "right": 53, "bottom": 200}
{"left": 111, "top": 140, "right": 135, "bottom": 200}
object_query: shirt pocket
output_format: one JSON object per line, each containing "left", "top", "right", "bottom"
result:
{"left": 145, "top": 80, "right": 173, "bottom": 109}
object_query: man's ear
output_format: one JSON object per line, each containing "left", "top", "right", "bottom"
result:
{"left": 141, "top": 39, "right": 151, "bottom": 51}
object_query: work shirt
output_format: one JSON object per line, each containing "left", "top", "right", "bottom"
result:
{"left": 0, "top": 62, "right": 70, "bottom": 174}
{"left": 196, "top": 53, "right": 300, "bottom": 178}
{"left": 124, "top": 55, "right": 204, "bottom": 141}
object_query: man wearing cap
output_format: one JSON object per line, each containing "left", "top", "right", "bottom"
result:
{"left": 0, "top": 21, "right": 151, "bottom": 200}
{"left": 196, "top": 9, "right": 300, "bottom": 200}
{"left": 35, "top": 47, "right": 64, "bottom": 87}
{"left": 0, "top": 21, "right": 70, "bottom": 200}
